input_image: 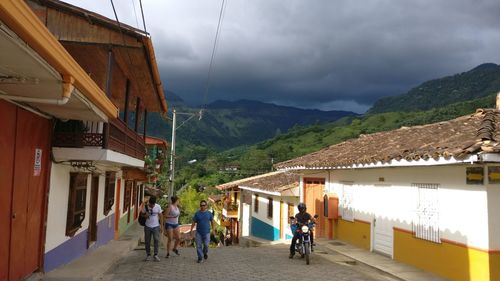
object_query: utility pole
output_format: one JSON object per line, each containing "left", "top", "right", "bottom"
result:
{"left": 168, "top": 109, "right": 177, "bottom": 200}
{"left": 168, "top": 109, "right": 203, "bottom": 200}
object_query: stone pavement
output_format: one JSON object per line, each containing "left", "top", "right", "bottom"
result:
{"left": 99, "top": 242, "right": 400, "bottom": 281}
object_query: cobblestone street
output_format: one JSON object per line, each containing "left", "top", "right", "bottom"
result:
{"left": 99, "top": 243, "right": 399, "bottom": 281}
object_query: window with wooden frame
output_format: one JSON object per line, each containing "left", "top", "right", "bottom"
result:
{"left": 288, "top": 203, "right": 295, "bottom": 218}
{"left": 267, "top": 197, "right": 273, "bottom": 218}
{"left": 103, "top": 172, "right": 116, "bottom": 216}
{"left": 123, "top": 180, "right": 132, "bottom": 211}
{"left": 66, "top": 172, "right": 88, "bottom": 237}
{"left": 254, "top": 194, "right": 259, "bottom": 213}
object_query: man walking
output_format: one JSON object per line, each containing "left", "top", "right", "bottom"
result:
{"left": 190, "top": 200, "right": 215, "bottom": 263}
{"left": 141, "top": 196, "right": 163, "bottom": 261}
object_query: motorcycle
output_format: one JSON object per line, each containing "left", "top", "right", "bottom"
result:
{"left": 290, "top": 215, "right": 318, "bottom": 265}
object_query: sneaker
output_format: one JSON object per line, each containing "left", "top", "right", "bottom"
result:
{"left": 165, "top": 253, "right": 170, "bottom": 258}
{"left": 197, "top": 258, "right": 203, "bottom": 263}
{"left": 154, "top": 255, "right": 160, "bottom": 262}
{"left": 289, "top": 253, "right": 294, "bottom": 259}
{"left": 173, "top": 249, "right": 180, "bottom": 256}
{"left": 144, "top": 255, "right": 151, "bottom": 261}
{"left": 203, "top": 254, "right": 208, "bottom": 260}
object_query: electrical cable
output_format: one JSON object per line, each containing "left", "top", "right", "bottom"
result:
{"left": 139, "top": 0, "right": 148, "bottom": 33}
{"left": 131, "top": 0, "right": 140, "bottom": 29}
{"left": 202, "top": 0, "right": 227, "bottom": 108}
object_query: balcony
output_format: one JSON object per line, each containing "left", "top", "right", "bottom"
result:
{"left": 222, "top": 202, "right": 239, "bottom": 218}
{"left": 53, "top": 118, "right": 145, "bottom": 160}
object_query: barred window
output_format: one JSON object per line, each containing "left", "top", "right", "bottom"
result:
{"left": 412, "top": 183, "right": 440, "bottom": 243}
{"left": 288, "top": 203, "right": 294, "bottom": 218}
{"left": 254, "top": 194, "right": 259, "bottom": 213}
{"left": 103, "top": 172, "right": 116, "bottom": 216}
{"left": 340, "top": 183, "right": 354, "bottom": 222}
{"left": 66, "top": 173, "right": 88, "bottom": 237}
{"left": 267, "top": 197, "right": 273, "bottom": 218}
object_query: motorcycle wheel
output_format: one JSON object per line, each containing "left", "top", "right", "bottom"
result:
{"left": 304, "top": 243, "right": 311, "bottom": 265}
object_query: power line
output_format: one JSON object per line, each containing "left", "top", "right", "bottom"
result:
{"left": 139, "top": 0, "right": 148, "bottom": 33}
{"left": 131, "top": 0, "right": 140, "bottom": 29}
{"left": 203, "top": 0, "right": 227, "bottom": 107}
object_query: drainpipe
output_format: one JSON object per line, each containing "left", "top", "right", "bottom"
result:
{"left": 0, "top": 74, "right": 74, "bottom": 105}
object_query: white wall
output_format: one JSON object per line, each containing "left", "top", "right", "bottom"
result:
{"left": 250, "top": 192, "right": 299, "bottom": 238}
{"left": 487, "top": 173, "right": 500, "bottom": 249}
{"left": 45, "top": 164, "right": 90, "bottom": 252}
{"left": 299, "top": 165, "right": 490, "bottom": 250}
{"left": 45, "top": 163, "right": 116, "bottom": 252}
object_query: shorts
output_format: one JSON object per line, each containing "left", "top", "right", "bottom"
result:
{"left": 165, "top": 222, "right": 179, "bottom": 230}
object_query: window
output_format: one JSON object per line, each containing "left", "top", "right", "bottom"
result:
{"left": 103, "top": 172, "right": 116, "bottom": 216}
{"left": 412, "top": 183, "right": 440, "bottom": 243}
{"left": 254, "top": 194, "right": 259, "bottom": 213}
{"left": 340, "top": 183, "right": 354, "bottom": 222}
{"left": 267, "top": 197, "right": 273, "bottom": 218}
{"left": 288, "top": 203, "right": 294, "bottom": 218}
{"left": 123, "top": 180, "right": 132, "bottom": 211}
{"left": 66, "top": 173, "right": 88, "bottom": 237}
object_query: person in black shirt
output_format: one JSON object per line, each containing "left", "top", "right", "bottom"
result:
{"left": 289, "top": 203, "right": 315, "bottom": 258}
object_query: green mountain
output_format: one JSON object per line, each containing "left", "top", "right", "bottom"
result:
{"left": 369, "top": 63, "right": 500, "bottom": 114}
{"left": 147, "top": 98, "right": 358, "bottom": 151}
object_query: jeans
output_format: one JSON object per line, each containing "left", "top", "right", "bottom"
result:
{"left": 195, "top": 232, "right": 210, "bottom": 259}
{"left": 144, "top": 226, "right": 160, "bottom": 256}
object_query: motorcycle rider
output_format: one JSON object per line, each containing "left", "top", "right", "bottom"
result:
{"left": 289, "top": 203, "right": 315, "bottom": 258}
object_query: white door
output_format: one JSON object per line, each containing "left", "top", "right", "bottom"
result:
{"left": 373, "top": 216, "right": 393, "bottom": 257}
{"left": 241, "top": 203, "right": 250, "bottom": 237}
{"left": 372, "top": 185, "right": 393, "bottom": 257}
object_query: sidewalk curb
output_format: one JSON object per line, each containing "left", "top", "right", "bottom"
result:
{"left": 36, "top": 223, "right": 142, "bottom": 281}
{"left": 317, "top": 239, "right": 446, "bottom": 281}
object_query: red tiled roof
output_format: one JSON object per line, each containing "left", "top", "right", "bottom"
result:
{"left": 217, "top": 171, "right": 299, "bottom": 193}
{"left": 145, "top": 136, "right": 168, "bottom": 148}
{"left": 276, "top": 109, "right": 500, "bottom": 169}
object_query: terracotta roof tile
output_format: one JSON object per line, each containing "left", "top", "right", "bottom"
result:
{"left": 217, "top": 171, "right": 300, "bottom": 193}
{"left": 276, "top": 109, "right": 500, "bottom": 169}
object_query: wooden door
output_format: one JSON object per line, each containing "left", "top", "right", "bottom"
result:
{"left": 304, "top": 178, "right": 326, "bottom": 238}
{"left": 88, "top": 176, "right": 99, "bottom": 246}
{"left": 0, "top": 100, "right": 16, "bottom": 281}
{"left": 0, "top": 101, "right": 50, "bottom": 281}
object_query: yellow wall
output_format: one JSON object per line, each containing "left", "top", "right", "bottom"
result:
{"left": 334, "top": 219, "right": 371, "bottom": 250}
{"left": 489, "top": 253, "right": 500, "bottom": 281}
{"left": 394, "top": 228, "right": 499, "bottom": 281}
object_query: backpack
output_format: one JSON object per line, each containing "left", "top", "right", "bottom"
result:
{"left": 138, "top": 205, "right": 149, "bottom": 226}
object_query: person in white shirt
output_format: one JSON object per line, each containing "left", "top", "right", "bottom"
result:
{"left": 140, "top": 196, "right": 163, "bottom": 261}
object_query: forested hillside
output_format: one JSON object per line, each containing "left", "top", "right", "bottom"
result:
{"left": 369, "top": 63, "right": 500, "bottom": 114}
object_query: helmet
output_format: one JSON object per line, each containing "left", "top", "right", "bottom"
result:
{"left": 298, "top": 203, "right": 306, "bottom": 211}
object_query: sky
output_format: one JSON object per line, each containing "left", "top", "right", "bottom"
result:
{"left": 64, "top": 0, "right": 500, "bottom": 113}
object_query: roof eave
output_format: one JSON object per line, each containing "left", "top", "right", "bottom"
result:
{"left": 277, "top": 154, "right": 485, "bottom": 171}
{"left": 0, "top": 0, "right": 118, "bottom": 119}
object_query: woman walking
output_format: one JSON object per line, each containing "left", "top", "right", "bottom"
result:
{"left": 163, "top": 196, "right": 181, "bottom": 258}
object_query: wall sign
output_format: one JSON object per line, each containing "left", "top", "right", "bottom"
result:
{"left": 488, "top": 166, "right": 500, "bottom": 184}
{"left": 466, "top": 167, "right": 484, "bottom": 185}
{"left": 34, "top": 148, "right": 42, "bottom": 176}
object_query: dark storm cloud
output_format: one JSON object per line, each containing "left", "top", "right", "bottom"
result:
{"left": 66, "top": 0, "right": 500, "bottom": 113}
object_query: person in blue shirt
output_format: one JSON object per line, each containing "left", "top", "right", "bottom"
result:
{"left": 190, "top": 200, "right": 215, "bottom": 263}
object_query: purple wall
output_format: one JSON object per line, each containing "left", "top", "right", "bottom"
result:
{"left": 44, "top": 214, "right": 115, "bottom": 272}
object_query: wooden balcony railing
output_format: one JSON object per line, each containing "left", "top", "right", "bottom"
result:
{"left": 223, "top": 202, "right": 239, "bottom": 218}
{"left": 53, "top": 118, "right": 145, "bottom": 160}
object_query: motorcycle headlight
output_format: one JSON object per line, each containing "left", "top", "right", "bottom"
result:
{"left": 301, "top": 225, "right": 309, "bottom": 232}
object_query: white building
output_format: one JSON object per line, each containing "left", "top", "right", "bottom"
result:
{"left": 276, "top": 108, "right": 500, "bottom": 281}
{"left": 218, "top": 171, "right": 300, "bottom": 242}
